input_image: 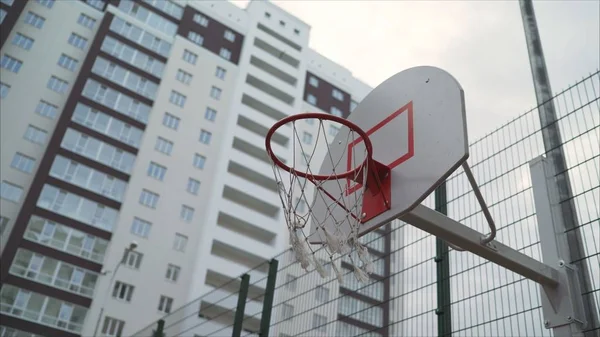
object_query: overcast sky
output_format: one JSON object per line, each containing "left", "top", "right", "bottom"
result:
{"left": 234, "top": 0, "right": 599, "bottom": 141}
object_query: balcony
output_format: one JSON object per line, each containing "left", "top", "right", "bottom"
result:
{"left": 246, "top": 74, "right": 295, "bottom": 106}
{"left": 23, "top": 215, "right": 108, "bottom": 264}
{"left": 0, "top": 285, "right": 87, "bottom": 334}
{"left": 237, "top": 114, "right": 289, "bottom": 147}
{"left": 10, "top": 249, "right": 99, "bottom": 298}
{"left": 249, "top": 55, "right": 298, "bottom": 87}
{"left": 222, "top": 185, "right": 279, "bottom": 219}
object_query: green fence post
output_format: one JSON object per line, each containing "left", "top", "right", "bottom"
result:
{"left": 232, "top": 273, "right": 250, "bottom": 337}
{"left": 259, "top": 259, "right": 279, "bottom": 337}
{"left": 152, "top": 319, "right": 165, "bottom": 337}
{"left": 434, "top": 182, "right": 452, "bottom": 337}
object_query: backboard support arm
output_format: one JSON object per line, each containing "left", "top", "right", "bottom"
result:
{"left": 399, "top": 156, "right": 587, "bottom": 333}
{"left": 400, "top": 204, "right": 560, "bottom": 287}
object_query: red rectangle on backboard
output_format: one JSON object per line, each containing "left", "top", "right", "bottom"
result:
{"left": 346, "top": 101, "right": 414, "bottom": 195}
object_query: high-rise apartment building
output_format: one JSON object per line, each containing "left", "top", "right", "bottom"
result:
{"left": 0, "top": 0, "right": 379, "bottom": 336}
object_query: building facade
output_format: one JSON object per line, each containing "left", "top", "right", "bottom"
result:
{"left": 0, "top": 0, "right": 381, "bottom": 336}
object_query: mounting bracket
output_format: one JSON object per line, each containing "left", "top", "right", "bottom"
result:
{"left": 530, "top": 156, "right": 587, "bottom": 334}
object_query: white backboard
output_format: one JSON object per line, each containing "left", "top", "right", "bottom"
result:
{"left": 308, "top": 66, "right": 469, "bottom": 243}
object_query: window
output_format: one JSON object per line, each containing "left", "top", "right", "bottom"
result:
{"left": 11, "top": 153, "right": 35, "bottom": 173}
{"left": 180, "top": 205, "right": 194, "bottom": 222}
{"left": 165, "top": 264, "right": 180, "bottom": 282}
{"left": 123, "top": 250, "right": 143, "bottom": 269}
{"left": 173, "top": 233, "right": 188, "bottom": 252}
{"left": 24, "top": 125, "right": 48, "bottom": 144}
{"left": 332, "top": 88, "right": 344, "bottom": 101}
{"left": 224, "top": 30, "right": 235, "bottom": 42}
{"left": 112, "top": 281, "right": 134, "bottom": 302}
{"left": 176, "top": 69, "right": 192, "bottom": 85}
{"left": 302, "top": 132, "right": 313, "bottom": 144}
{"left": 308, "top": 76, "right": 319, "bottom": 87}
{"left": 184, "top": 177, "right": 201, "bottom": 194}
{"left": 204, "top": 107, "right": 217, "bottom": 122}
{"left": 193, "top": 13, "right": 208, "bottom": 27}
{"left": 36, "top": 0, "right": 54, "bottom": 8}
{"left": 155, "top": 137, "right": 173, "bottom": 155}
{"left": 0, "top": 216, "right": 9, "bottom": 235}
{"left": 350, "top": 100, "right": 358, "bottom": 112}
{"left": 12, "top": 33, "right": 34, "bottom": 50}
{"left": 68, "top": 33, "right": 88, "bottom": 49}
{"left": 1, "top": 55, "right": 22, "bottom": 73}
{"left": 57, "top": 54, "right": 78, "bottom": 71}
{"left": 315, "top": 285, "right": 329, "bottom": 302}
{"left": 187, "top": 31, "right": 203, "bottom": 46}
{"left": 139, "top": 190, "right": 159, "bottom": 208}
{"left": 265, "top": 12, "right": 271, "bottom": 18}
{"left": 169, "top": 90, "right": 186, "bottom": 107}
{"left": 215, "top": 66, "right": 226, "bottom": 79}
{"left": 307, "top": 94, "right": 317, "bottom": 105}
{"left": 163, "top": 113, "right": 180, "bottom": 130}
{"left": 329, "top": 125, "right": 340, "bottom": 137}
{"left": 199, "top": 130, "right": 212, "bottom": 145}
{"left": 183, "top": 49, "right": 197, "bottom": 64}
{"left": 193, "top": 154, "right": 206, "bottom": 169}
{"left": 219, "top": 48, "right": 231, "bottom": 60}
{"left": 24, "top": 12, "right": 45, "bottom": 28}
{"left": 312, "top": 314, "right": 327, "bottom": 332}
{"left": 285, "top": 274, "right": 297, "bottom": 291}
{"left": 294, "top": 28, "right": 300, "bottom": 35}
{"left": 131, "top": 217, "right": 151, "bottom": 238}
{"left": 210, "top": 86, "right": 222, "bottom": 100}
{"left": 147, "top": 162, "right": 167, "bottom": 181}
{"left": 330, "top": 106, "right": 343, "bottom": 118}
{"left": 1, "top": 181, "right": 23, "bottom": 202}
{"left": 158, "top": 295, "right": 173, "bottom": 314}
{"left": 47, "top": 76, "right": 69, "bottom": 94}
{"left": 77, "top": 13, "right": 96, "bottom": 29}
{"left": 0, "top": 82, "right": 10, "bottom": 98}
{"left": 282, "top": 303, "right": 294, "bottom": 320}
{"left": 279, "top": 20, "right": 285, "bottom": 27}
{"left": 102, "top": 317, "right": 125, "bottom": 337}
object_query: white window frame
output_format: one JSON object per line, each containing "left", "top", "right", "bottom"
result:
{"left": 68, "top": 33, "right": 88, "bottom": 49}
{"left": 224, "top": 30, "right": 235, "bottom": 42}
{"left": 1, "top": 55, "right": 23, "bottom": 73}
{"left": 332, "top": 88, "right": 344, "bottom": 101}
{"left": 102, "top": 316, "right": 125, "bottom": 337}
{"left": 180, "top": 205, "right": 194, "bottom": 222}
{"left": 176, "top": 69, "right": 192, "bottom": 85}
{"left": 182, "top": 49, "right": 197, "bottom": 65}
{"left": 193, "top": 154, "right": 206, "bottom": 169}
{"left": 58, "top": 54, "right": 78, "bottom": 71}
{"left": 187, "top": 31, "right": 203, "bottom": 46}
{"left": 219, "top": 48, "right": 231, "bottom": 60}
{"left": 24, "top": 11, "right": 45, "bottom": 29}
{"left": 112, "top": 281, "right": 134, "bottom": 302}
{"left": 12, "top": 33, "right": 34, "bottom": 50}
{"left": 193, "top": 13, "right": 208, "bottom": 27}
{"left": 131, "top": 217, "right": 151, "bottom": 238}
{"left": 77, "top": 13, "right": 96, "bottom": 29}
{"left": 139, "top": 189, "right": 159, "bottom": 209}
{"left": 24, "top": 125, "right": 48, "bottom": 144}
{"left": 155, "top": 137, "right": 173, "bottom": 155}
{"left": 330, "top": 106, "right": 343, "bottom": 118}
{"left": 199, "top": 130, "right": 212, "bottom": 145}
{"left": 1, "top": 181, "right": 23, "bottom": 202}
{"left": 123, "top": 250, "right": 143, "bottom": 269}
{"left": 158, "top": 295, "right": 173, "bottom": 314}
{"left": 147, "top": 162, "right": 167, "bottom": 181}
{"left": 215, "top": 66, "right": 226, "bottom": 80}
{"left": 11, "top": 153, "right": 35, "bottom": 173}
{"left": 169, "top": 90, "right": 186, "bottom": 107}
{"left": 47, "top": 76, "right": 69, "bottom": 94}
{"left": 165, "top": 264, "right": 180, "bottom": 282}
{"left": 173, "top": 233, "right": 188, "bottom": 252}
{"left": 186, "top": 178, "right": 200, "bottom": 195}
{"left": 210, "top": 86, "right": 222, "bottom": 100}
{"left": 308, "top": 76, "right": 319, "bottom": 87}
{"left": 307, "top": 94, "right": 317, "bottom": 105}
{"left": 204, "top": 107, "right": 217, "bottom": 122}
{"left": 0, "top": 82, "right": 10, "bottom": 98}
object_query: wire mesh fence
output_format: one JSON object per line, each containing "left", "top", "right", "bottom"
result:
{"left": 132, "top": 70, "right": 599, "bottom": 337}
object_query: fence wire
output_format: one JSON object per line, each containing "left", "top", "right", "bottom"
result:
{"left": 132, "top": 70, "right": 599, "bottom": 337}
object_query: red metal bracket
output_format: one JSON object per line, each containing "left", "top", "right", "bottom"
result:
{"left": 360, "top": 160, "right": 391, "bottom": 223}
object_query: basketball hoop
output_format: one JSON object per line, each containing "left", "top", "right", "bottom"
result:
{"left": 266, "top": 113, "right": 391, "bottom": 283}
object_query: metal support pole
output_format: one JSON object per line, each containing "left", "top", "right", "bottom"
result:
{"left": 530, "top": 157, "right": 587, "bottom": 335}
{"left": 259, "top": 259, "right": 279, "bottom": 337}
{"left": 519, "top": 0, "right": 599, "bottom": 330}
{"left": 232, "top": 274, "right": 250, "bottom": 337}
{"left": 152, "top": 319, "right": 165, "bottom": 337}
{"left": 434, "top": 183, "right": 452, "bottom": 337}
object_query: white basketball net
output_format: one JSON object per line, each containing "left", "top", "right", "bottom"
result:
{"left": 270, "top": 117, "right": 375, "bottom": 284}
